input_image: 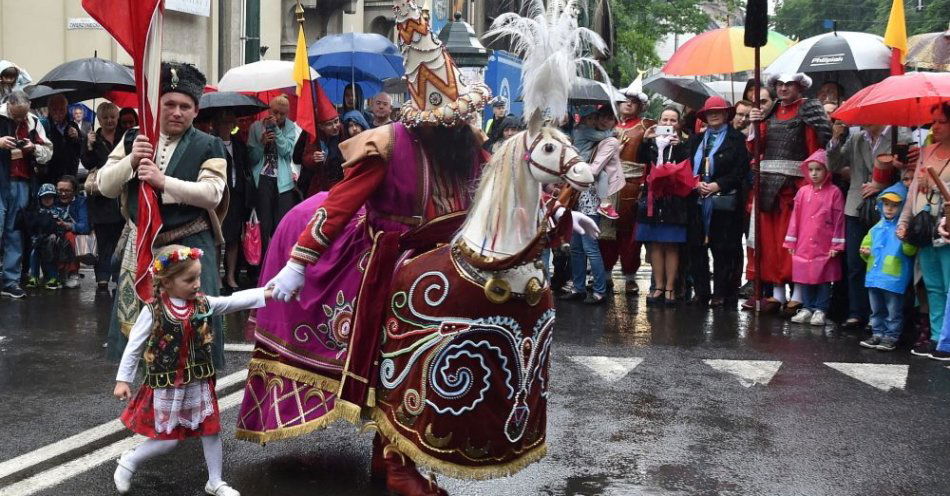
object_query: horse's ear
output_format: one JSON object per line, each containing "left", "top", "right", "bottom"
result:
{"left": 527, "top": 109, "right": 543, "bottom": 137}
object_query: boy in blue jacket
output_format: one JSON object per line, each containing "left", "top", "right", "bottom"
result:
{"left": 859, "top": 183, "right": 917, "bottom": 351}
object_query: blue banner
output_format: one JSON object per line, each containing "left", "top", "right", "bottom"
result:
{"left": 483, "top": 50, "right": 524, "bottom": 121}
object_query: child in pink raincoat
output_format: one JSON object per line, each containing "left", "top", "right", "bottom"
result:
{"left": 783, "top": 149, "right": 845, "bottom": 326}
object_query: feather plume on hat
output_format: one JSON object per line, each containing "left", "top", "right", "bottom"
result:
{"left": 485, "top": 0, "right": 610, "bottom": 134}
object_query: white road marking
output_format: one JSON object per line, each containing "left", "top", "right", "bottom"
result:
{"left": 703, "top": 359, "right": 782, "bottom": 388}
{"left": 569, "top": 356, "right": 643, "bottom": 382}
{"left": 0, "top": 369, "right": 247, "bottom": 481}
{"left": 824, "top": 362, "right": 908, "bottom": 392}
{"left": 223, "top": 343, "right": 254, "bottom": 352}
{"left": 0, "top": 389, "right": 245, "bottom": 496}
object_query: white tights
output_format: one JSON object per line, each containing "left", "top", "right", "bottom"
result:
{"left": 772, "top": 284, "right": 803, "bottom": 304}
{"left": 122, "top": 435, "right": 223, "bottom": 486}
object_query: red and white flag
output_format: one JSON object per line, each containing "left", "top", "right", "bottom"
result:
{"left": 82, "top": 0, "right": 164, "bottom": 302}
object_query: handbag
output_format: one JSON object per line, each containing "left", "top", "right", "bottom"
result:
{"left": 856, "top": 195, "right": 881, "bottom": 229}
{"left": 242, "top": 209, "right": 262, "bottom": 266}
{"left": 74, "top": 232, "right": 98, "bottom": 265}
{"left": 907, "top": 156, "right": 950, "bottom": 247}
{"left": 711, "top": 190, "right": 739, "bottom": 211}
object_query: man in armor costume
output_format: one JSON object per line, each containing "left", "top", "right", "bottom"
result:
{"left": 747, "top": 73, "right": 832, "bottom": 309}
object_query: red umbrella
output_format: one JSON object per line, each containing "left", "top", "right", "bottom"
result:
{"left": 832, "top": 72, "right": 950, "bottom": 126}
{"left": 645, "top": 159, "right": 698, "bottom": 216}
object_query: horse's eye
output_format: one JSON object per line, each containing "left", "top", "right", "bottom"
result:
{"left": 543, "top": 143, "right": 555, "bottom": 153}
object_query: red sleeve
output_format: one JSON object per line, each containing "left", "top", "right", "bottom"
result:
{"left": 290, "top": 156, "right": 388, "bottom": 264}
{"left": 804, "top": 125, "right": 820, "bottom": 156}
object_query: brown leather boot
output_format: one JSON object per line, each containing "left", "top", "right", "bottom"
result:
{"left": 384, "top": 451, "right": 448, "bottom": 496}
{"left": 370, "top": 434, "right": 387, "bottom": 482}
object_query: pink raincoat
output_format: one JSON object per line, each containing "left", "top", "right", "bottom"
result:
{"left": 783, "top": 149, "right": 845, "bottom": 284}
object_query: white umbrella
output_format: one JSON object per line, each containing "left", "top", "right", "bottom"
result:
{"left": 217, "top": 60, "right": 318, "bottom": 93}
{"left": 764, "top": 31, "right": 890, "bottom": 96}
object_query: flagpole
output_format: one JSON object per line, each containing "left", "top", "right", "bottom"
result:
{"left": 296, "top": 0, "right": 322, "bottom": 141}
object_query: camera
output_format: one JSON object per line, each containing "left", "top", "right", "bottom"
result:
{"left": 656, "top": 125, "right": 674, "bottom": 137}
{"left": 15, "top": 139, "right": 27, "bottom": 148}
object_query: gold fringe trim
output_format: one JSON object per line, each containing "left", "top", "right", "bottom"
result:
{"left": 247, "top": 358, "right": 341, "bottom": 392}
{"left": 334, "top": 399, "right": 365, "bottom": 425}
{"left": 369, "top": 409, "right": 548, "bottom": 480}
{"left": 235, "top": 406, "right": 350, "bottom": 444}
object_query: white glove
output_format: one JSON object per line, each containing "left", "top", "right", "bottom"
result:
{"left": 572, "top": 211, "right": 600, "bottom": 237}
{"left": 554, "top": 207, "right": 600, "bottom": 237}
{"left": 268, "top": 261, "right": 306, "bottom": 302}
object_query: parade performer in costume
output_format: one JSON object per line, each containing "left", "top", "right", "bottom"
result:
{"left": 113, "top": 245, "right": 271, "bottom": 496}
{"left": 236, "top": 1, "right": 598, "bottom": 494}
{"left": 747, "top": 73, "right": 831, "bottom": 311}
{"left": 99, "top": 62, "right": 230, "bottom": 367}
{"left": 600, "top": 77, "right": 655, "bottom": 295}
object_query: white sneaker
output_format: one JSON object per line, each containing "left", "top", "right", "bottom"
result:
{"left": 113, "top": 452, "right": 135, "bottom": 494}
{"left": 790, "top": 308, "right": 813, "bottom": 323}
{"left": 205, "top": 481, "right": 241, "bottom": 496}
{"left": 810, "top": 310, "right": 826, "bottom": 326}
{"left": 65, "top": 274, "right": 80, "bottom": 289}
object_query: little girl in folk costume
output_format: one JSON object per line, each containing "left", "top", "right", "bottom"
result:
{"left": 113, "top": 245, "right": 271, "bottom": 496}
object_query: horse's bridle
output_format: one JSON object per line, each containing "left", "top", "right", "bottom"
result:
{"left": 522, "top": 132, "right": 592, "bottom": 190}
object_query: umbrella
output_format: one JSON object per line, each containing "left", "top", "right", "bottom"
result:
{"left": 308, "top": 33, "right": 404, "bottom": 103}
{"left": 644, "top": 159, "right": 698, "bottom": 216}
{"left": 831, "top": 72, "right": 950, "bottom": 127}
{"left": 36, "top": 57, "right": 135, "bottom": 96}
{"left": 217, "top": 60, "right": 318, "bottom": 93}
{"left": 662, "top": 27, "right": 795, "bottom": 76}
{"left": 643, "top": 74, "right": 722, "bottom": 110}
{"left": 568, "top": 78, "right": 627, "bottom": 105}
{"left": 906, "top": 31, "right": 950, "bottom": 71}
{"left": 197, "top": 91, "right": 267, "bottom": 118}
{"left": 22, "top": 84, "right": 74, "bottom": 107}
{"left": 765, "top": 31, "right": 890, "bottom": 96}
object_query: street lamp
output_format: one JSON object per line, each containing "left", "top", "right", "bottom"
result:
{"left": 437, "top": 12, "right": 489, "bottom": 84}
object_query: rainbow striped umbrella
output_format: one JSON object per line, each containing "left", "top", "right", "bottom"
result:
{"left": 662, "top": 27, "right": 795, "bottom": 76}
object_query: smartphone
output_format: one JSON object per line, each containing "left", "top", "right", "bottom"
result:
{"left": 656, "top": 125, "right": 674, "bottom": 136}
{"left": 894, "top": 143, "right": 909, "bottom": 164}
{"left": 15, "top": 139, "right": 27, "bottom": 148}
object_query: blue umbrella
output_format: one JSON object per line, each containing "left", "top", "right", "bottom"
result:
{"left": 308, "top": 33, "right": 404, "bottom": 104}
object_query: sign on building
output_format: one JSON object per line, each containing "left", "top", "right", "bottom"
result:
{"left": 67, "top": 18, "right": 103, "bottom": 30}
{"left": 166, "top": 0, "right": 211, "bottom": 17}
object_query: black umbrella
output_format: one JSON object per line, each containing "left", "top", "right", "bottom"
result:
{"left": 765, "top": 31, "right": 891, "bottom": 96}
{"left": 23, "top": 85, "right": 75, "bottom": 107}
{"left": 36, "top": 57, "right": 135, "bottom": 97}
{"left": 569, "top": 77, "right": 626, "bottom": 105}
{"left": 643, "top": 75, "right": 721, "bottom": 110}
{"left": 197, "top": 92, "right": 267, "bottom": 118}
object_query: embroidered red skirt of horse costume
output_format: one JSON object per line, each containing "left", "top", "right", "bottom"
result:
{"left": 371, "top": 244, "right": 554, "bottom": 478}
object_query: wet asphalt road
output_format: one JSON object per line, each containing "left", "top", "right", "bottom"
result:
{"left": 1, "top": 269, "right": 949, "bottom": 496}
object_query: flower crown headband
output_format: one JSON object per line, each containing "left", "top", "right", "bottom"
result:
{"left": 151, "top": 247, "right": 203, "bottom": 275}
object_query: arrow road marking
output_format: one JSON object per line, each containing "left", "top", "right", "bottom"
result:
{"left": 0, "top": 369, "right": 248, "bottom": 482}
{"left": 824, "top": 362, "right": 908, "bottom": 392}
{"left": 569, "top": 356, "right": 643, "bottom": 382}
{"left": 703, "top": 359, "right": 782, "bottom": 388}
{"left": 0, "top": 388, "right": 246, "bottom": 496}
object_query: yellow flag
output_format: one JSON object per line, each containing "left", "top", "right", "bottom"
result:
{"left": 883, "top": 0, "right": 907, "bottom": 63}
{"left": 293, "top": 25, "right": 310, "bottom": 95}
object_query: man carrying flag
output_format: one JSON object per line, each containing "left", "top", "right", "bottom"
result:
{"left": 98, "top": 62, "right": 230, "bottom": 369}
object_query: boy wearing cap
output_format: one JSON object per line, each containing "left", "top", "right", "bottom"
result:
{"left": 25, "top": 183, "right": 71, "bottom": 289}
{"left": 859, "top": 183, "right": 917, "bottom": 351}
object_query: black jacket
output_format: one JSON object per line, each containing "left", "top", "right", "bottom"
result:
{"left": 83, "top": 128, "right": 125, "bottom": 225}
{"left": 686, "top": 125, "right": 751, "bottom": 203}
{"left": 223, "top": 136, "right": 255, "bottom": 209}
{"left": 636, "top": 137, "right": 693, "bottom": 226}
{"left": 41, "top": 118, "right": 82, "bottom": 183}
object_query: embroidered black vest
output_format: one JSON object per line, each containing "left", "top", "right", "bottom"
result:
{"left": 143, "top": 295, "right": 216, "bottom": 388}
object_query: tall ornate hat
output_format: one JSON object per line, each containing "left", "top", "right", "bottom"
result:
{"left": 393, "top": 0, "right": 491, "bottom": 127}
{"left": 623, "top": 71, "right": 648, "bottom": 104}
{"left": 767, "top": 72, "right": 813, "bottom": 90}
{"left": 160, "top": 62, "right": 206, "bottom": 106}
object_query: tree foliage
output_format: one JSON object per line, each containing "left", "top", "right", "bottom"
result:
{"left": 606, "top": 0, "right": 717, "bottom": 84}
{"left": 774, "top": 0, "right": 949, "bottom": 41}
